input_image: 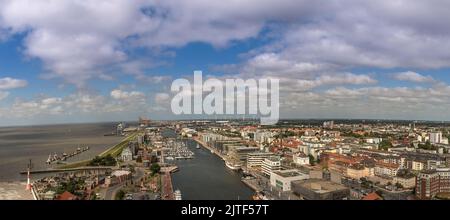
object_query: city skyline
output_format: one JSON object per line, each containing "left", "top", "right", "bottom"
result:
{"left": 2, "top": 0, "right": 450, "bottom": 126}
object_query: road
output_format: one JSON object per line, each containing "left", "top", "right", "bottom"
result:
{"left": 103, "top": 167, "right": 145, "bottom": 200}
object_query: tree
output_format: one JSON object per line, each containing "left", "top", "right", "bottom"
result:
{"left": 89, "top": 154, "right": 117, "bottom": 166}
{"left": 379, "top": 140, "right": 392, "bottom": 151}
{"left": 115, "top": 190, "right": 125, "bottom": 200}
{"left": 150, "top": 163, "right": 161, "bottom": 175}
{"left": 308, "top": 154, "right": 315, "bottom": 166}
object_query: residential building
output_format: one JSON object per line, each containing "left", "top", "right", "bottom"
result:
{"left": 393, "top": 171, "right": 416, "bottom": 189}
{"left": 293, "top": 152, "right": 310, "bottom": 165}
{"left": 346, "top": 165, "right": 374, "bottom": 179}
{"left": 429, "top": 132, "right": 442, "bottom": 144}
{"left": 416, "top": 168, "right": 450, "bottom": 199}
{"left": 374, "top": 162, "right": 400, "bottom": 177}
{"left": 416, "top": 170, "right": 440, "bottom": 200}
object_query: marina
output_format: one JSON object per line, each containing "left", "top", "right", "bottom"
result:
{"left": 164, "top": 139, "right": 195, "bottom": 160}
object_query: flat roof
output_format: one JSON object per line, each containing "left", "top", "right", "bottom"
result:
{"left": 292, "top": 179, "right": 348, "bottom": 193}
{"left": 274, "top": 170, "right": 308, "bottom": 178}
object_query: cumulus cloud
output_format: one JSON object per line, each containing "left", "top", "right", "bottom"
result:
{"left": 1, "top": 0, "right": 450, "bottom": 83}
{"left": 393, "top": 71, "right": 435, "bottom": 83}
{"left": 2, "top": 0, "right": 450, "bottom": 121}
{"left": 0, "top": 91, "right": 9, "bottom": 100}
{"left": 155, "top": 92, "right": 170, "bottom": 104}
{"left": 110, "top": 89, "right": 145, "bottom": 100}
{"left": 0, "top": 77, "right": 28, "bottom": 90}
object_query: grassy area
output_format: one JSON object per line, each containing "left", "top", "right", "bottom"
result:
{"left": 58, "top": 132, "right": 138, "bottom": 169}
{"left": 99, "top": 133, "right": 138, "bottom": 157}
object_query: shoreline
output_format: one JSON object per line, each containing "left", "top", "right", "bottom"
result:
{"left": 192, "top": 137, "right": 226, "bottom": 161}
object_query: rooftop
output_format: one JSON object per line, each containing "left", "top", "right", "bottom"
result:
{"left": 292, "top": 179, "right": 348, "bottom": 194}
{"left": 273, "top": 170, "right": 308, "bottom": 178}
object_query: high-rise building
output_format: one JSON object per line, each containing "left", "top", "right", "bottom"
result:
{"left": 429, "top": 132, "right": 442, "bottom": 144}
{"left": 416, "top": 168, "right": 450, "bottom": 199}
{"left": 323, "top": 121, "right": 334, "bottom": 129}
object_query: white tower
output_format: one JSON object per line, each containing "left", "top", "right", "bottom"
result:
{"left": 25, "top": 159, "right": 32, "bottom": 191}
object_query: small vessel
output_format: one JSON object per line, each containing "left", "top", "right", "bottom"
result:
{"left": 225, "top": 161, "right": 241, "bottom": 170}
{"left": 196, "top": 144, "right": 200, "bottom": 149}
{"left": 46, "top": 154, "right": 52, "bottom": 164}
{"left": 174, "top": 190, "right": 182, "bottom": 200}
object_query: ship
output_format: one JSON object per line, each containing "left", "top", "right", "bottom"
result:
{"left": 225, "top": 161, "right": 241, "bottom": 170}
{"left": 174, "top": 190, "right": 182, "bottom": 200}
{"left": 196, "top": 143, "right": 200, "bottom": 149}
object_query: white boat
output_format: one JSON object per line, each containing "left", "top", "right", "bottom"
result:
{"left": 174, "top": 190, "right": 182, "bottom": 200}
{"left": 196, "top": 144, "right": 200, "bottom": 149}
{"left": 225, "top": 161, "right": 241, "bottom": 170}
{"left": 166, "top": 156, "right": 175, "bottom": 160}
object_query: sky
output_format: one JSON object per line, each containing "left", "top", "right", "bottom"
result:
{"left": 2, "top": 0, "right": 450, "bottom": 126}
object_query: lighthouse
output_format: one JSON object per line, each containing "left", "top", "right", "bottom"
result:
{"left": 25, "top": 159, "right": 32, "bottom": 191}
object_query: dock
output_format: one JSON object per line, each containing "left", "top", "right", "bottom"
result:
{"left": 241, "top": 178, "right": 263, "bottom": 192}
{"left": 19, "top": 166, "right": 114, "bottom": 175}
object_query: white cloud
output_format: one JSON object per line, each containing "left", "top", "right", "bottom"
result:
{"left": 155, "top": 92, "right": 170, "bottom": 104}
{"left": 0, "top": 77, "right": 27, "bottom": 90}
{"left": 110, "top": 89, "right": 145, "bottom": 100}
{"left": 0, "top": 91, "right": 9, "bottom": 100}
{"left": 393, "top": 71, "right": 435, "bottom": 83}
{"left": 2, "top": 0, "right": 450, "bottom": 85}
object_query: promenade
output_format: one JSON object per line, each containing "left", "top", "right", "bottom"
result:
{"left": 192, "top": 137, "right": 226, "bottom": 160}
{"left": 161, "top": 172, "right": 174, "bottom": 200}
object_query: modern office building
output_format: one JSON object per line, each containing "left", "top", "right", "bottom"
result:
{"left": 270, "top": 170, "right": 309, "bottom": 191}
{"left": 291, "top": 179, "right": 350, "bottom": 200}
{"left": 247, "top": 152, "right": 275, "bottom": 170}
{"left": 261, "top": 156, "right": 282, "bottom": 177}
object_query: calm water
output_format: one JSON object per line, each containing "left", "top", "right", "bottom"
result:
{"left": 163, "top": 130, "right": 254, "bottom": 200}
{"left": 0, "top": 123, "right": 123, "bottom": 182}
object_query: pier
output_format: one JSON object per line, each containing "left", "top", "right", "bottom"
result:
{"left": 19, "top": 166, "right": 113, "bottom": 175}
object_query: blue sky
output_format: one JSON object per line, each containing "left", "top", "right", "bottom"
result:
{"left": 2, "top": 0, "right": 450, "bottom": 126}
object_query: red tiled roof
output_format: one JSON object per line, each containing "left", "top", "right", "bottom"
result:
{"left": 57, "top": 191, "right": 78, "bottom": 200}
{"left": 362, "top": 192, "right": 382, "bottom": 200}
